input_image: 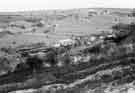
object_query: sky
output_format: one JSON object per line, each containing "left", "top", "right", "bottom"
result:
{"left": 0, "top": 0, "right": 135, "bottom": 12}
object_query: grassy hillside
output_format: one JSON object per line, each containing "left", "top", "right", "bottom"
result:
{"left": 0, "top": 8, "right": 134, "bottom": 93}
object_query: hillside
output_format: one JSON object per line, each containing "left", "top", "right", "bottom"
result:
{"left": 0, "top": 8, "right": 134, "bottom": 93}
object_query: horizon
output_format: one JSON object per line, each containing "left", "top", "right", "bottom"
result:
{"left": 0, "top": 0, "right": 134, "bottom": 12}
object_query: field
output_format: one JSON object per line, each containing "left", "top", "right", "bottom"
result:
{"left": 0, "top": 8, "right": 133, "bottom": 47}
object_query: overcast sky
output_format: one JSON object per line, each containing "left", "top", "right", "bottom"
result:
{"left": 0, "top": 0, "right": 134, "bottom": 11}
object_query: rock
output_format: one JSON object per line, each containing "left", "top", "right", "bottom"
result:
{"left": 9, "top": 89, "right": 37, "bottom": 93}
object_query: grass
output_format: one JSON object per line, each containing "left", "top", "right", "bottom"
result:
{"left": 0, "top": 9, "right": 134, "bottom": 48}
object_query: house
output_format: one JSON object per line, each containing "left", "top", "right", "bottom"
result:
{"left": 53, "top": 39, "right": 76, "bottom": 47}
{"left": 88, "top": 9, "right": 98, "bottom": 16}
{"left": 72, "top": 55, "right": 82, "bottom": 64}
{"left": 90, "top": 36, "right": 97, "bottom": 42}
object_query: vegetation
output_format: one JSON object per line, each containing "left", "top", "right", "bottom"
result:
{"left": 1, "top": 9, "right": 135, "bottom": 92}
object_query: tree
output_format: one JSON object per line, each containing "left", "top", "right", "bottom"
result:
{"left": 131, "top": 8, "right": 135, "bottom": 17}
{"left": 26, "top": 55, "right": 43, "bottom": 71}
{"left": 45, "top": 50, "right": 58, "bottom": 66}
{"left": 63, "top": 52, "right": 71, "bottom": 65}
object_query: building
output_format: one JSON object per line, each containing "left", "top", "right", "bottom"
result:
{"left": 53, "top": 39, "right": 76, "bottom": 47}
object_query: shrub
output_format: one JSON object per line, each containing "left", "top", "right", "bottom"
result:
{"left": 0, "top": 54, "right": 22, "bottom": 74}
{"left": 25, "top": 55, "right": 44, "bottom": 71}
{"left": 44, "top": 50, "right": 58, "bottom": 66}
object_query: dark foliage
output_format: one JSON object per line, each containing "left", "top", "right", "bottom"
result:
{"left": 45, "top": 50, "right": 58, "bottom": 66}
{"left": 26, "top": 56, "right": 43, "bottom": 71}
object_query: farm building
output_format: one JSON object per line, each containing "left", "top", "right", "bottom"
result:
{"left": 53, "top": 39, "right": 76, "bottom": 47}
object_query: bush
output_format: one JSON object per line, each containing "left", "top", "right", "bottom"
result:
{"left": 0, "top": 46, "right": 16, "bottom": 54}
{"left": 0, "top": 54, "right": 21, "bottom": 74}
{"left": 44, "top": 50, "right": 58, "bottom": 66}
{"left": 25, "top": 55, "right": 44, "bottom": 71}
{"left": 112, "top": 23, "right": 135, "bottom": 39}
{"left": 61, "top": 52, "right": 71, "bottom": 65}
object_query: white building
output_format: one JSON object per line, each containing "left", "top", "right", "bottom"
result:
{"left": 90, "top": 36, "right": 97, "bottom": 42}
{"left": 53, "top": 39, "right": 76, "bottom": 47}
